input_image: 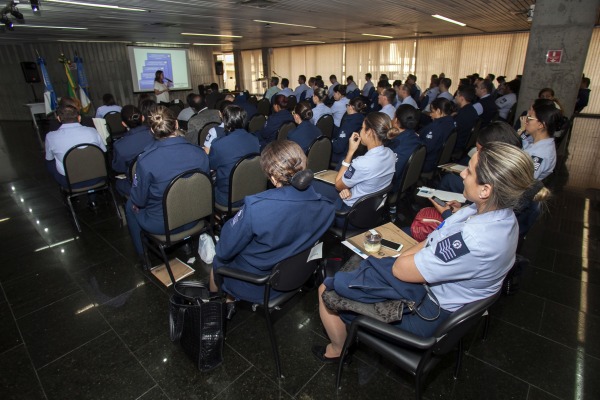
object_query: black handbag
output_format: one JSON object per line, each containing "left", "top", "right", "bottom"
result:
{"left": 169, "top": 281, "right": 226, "bottom": 371}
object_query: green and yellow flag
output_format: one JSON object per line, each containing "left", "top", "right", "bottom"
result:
{"left": 58, "top": 53, "right": 78, "bottom": 100}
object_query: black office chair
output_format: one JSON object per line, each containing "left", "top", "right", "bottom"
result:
{"left": 141, "top": 169, "right": 215, "bottom": 285}
{"left": 198, "top": 122, "right": 219, "bottom": 146}
{"left": 336, "top": 291, "right": 501, "bottom": 400}
{"left": 104, "top": 111, "right": 127, "bottom": 142}
{"left": 168, "top": 103, "right": 183, "bottom": 116}
{"left": 257, "top": 98, "right": 271, "bottom": 116}
{"left": 328, "top": 185, "right": 391, "bottom": 242}
{"left": 306, "top": 136, "right": 332, "bottom": 172}
{"left": 421, "top": 129, "right": 457, "bottom": 183}
{"left": 276, "top": 121, "right": 296, "bottom": 141}
{"left": 61, "top": 143, "right": 122, "bottom": 232}
{"left": 248, "top": 114, "right": 267, "bottom": 133}
{"left": 287, "top": 95, "right": 297, "bottom": 111}
{"left": 214, "top": 153, "right": 267, "bottom": 220}
{"left": 215, "top": 245, "right": 322, "bottom": 378}
{"left": 388, "top": 145, "right": 426, "bottom": 213}
{"left": 316, "top": 114, "right": 334, "bottom": 138}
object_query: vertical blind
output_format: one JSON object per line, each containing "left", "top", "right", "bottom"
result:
{"left": 582, "top": 28, "right": 600, "bottom": 114}
{"left": 240, "top": 49, "right": 264, "bottom": 95}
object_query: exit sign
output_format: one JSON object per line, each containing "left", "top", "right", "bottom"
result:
{"left": 546, "top": 50, "right": 563, "bottom": 64}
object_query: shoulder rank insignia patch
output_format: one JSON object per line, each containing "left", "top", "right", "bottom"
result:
{"left": 531, "top": 155, "right": 543, "bottom": 171}
{"left": 344, "top": 165, "right": 355, "bottom": 179}
{"left": 435, "top": 232, "right": 470, "bottom": 262}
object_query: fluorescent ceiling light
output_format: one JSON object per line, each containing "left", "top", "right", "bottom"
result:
{"left": 45, "top": 0, "right": 147, "bottom": 12}
{"left": 135, "top": 42, "right": 190, "bottom": 46}
{"left": 182, "top": 33, "right": 242, "bottom": 38}
{"left": 432, "top": 14, "right": 466, "bottom": 26}
{"left": 253, "top": 20, "right": 316, "bottom": 29}
{"left": 361, "top": 33, "right": 393, "bottom": 39}
{"left": 20, "top": 25, "right": 88, "bottom": 30}
{"left": 291, "top": 40, "right": 325, "bottom": 44}
{"left": 58, "top": 40, "right": 130, "bottom": 43}
{"left": 193, "top": 43, "right": 226, "bottom": 46}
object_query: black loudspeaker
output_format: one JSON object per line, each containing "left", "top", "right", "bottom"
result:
{"left": 21, "top": 61, "right": 42, "bottom": 83}
{"left": 215, "top": 61, "right": 224, "bottom": 75}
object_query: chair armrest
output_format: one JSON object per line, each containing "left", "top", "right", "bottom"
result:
{"left": 335, "top": 208, "right": 350, "bottom": 217}
{"left": 215, "top": 266, "right": 270, "bottom": 285}
{"left": 350, "top": 315, "right": 437, "bottom": 349}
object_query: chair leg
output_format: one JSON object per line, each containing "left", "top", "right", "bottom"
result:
{"left": 108, "top": 186, "right": 123, "bottom": 224}
{"left": 335, "top": 334, "right": 354, "bottom": 390}
{"left": 159, "top": 244, "right": 177, "bottom": 285}
{"left": 66, "top": 195, "right": 82, "bottom": 232}
{"left": 263, "top": 307, "right": 283, "bottom": 379}
{"left": 141, "top": 234, "right": 152, "bottom": 271}
{"left": 453, "top": 339, "right": 463, "bottom": 379}
{"left": 414, "top": 374, "right": 423, "bottom": 400}
{"left": 482, "top": 310, "right": 490, "bottom": 340}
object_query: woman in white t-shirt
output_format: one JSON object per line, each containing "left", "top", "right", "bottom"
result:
{"left": 153, "top": 70, "right": 170, "bottom": 104}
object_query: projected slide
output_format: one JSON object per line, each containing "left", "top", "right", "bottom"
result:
{"left": 127, "top": 47, "right": 192, "bottom": 92}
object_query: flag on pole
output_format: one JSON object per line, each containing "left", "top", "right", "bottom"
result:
{"left": 74, "top": 54, "right": 92, "bottom": 113}
{"left": 36, "top": 55, "right": 57, "bottom": 114}
{"left": 58, "top": 53, "right": 79, "bottom": 101}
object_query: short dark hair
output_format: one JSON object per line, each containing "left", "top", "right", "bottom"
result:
{"left": 392, "top": 80, "right": 402, "bottom": 88}
{"left": 333, "top": 84, "right": 347, "bottom": 96}
{"left": 210, "top": 82, "right": 219, "bottom": 91}
{"left": 479, "top": 79, "right": 494, "bottom": 94}
{"left": 457, "top": 85, "right": 476, "bottom": 103}
{"left": 223, "top": 105, "right": 247, "bottom": 133}
{"left": 440, "top": 78, "right": 452, "bottom": 90}
{"left": 271, "top": 77, "right": 280, "bottom": 85}
{"left": 299, "top": 74, "right": 306, "bottom": 83}
{"left": 347, "top": 75, "right": 354, "bottom": 82}
{"left": 281, "top": 78, "right": 289, "bottom": 88}
{"left": 382, "top": 88, "right": 395, "bottom": 104}
{"left": 377, "top": 80, "right": 391, "bottom": 89}
{"left": 365, "top": 73, "right": 372, "bottom": 79}
{"left": 329, "top": 74, "right": 337, "bottom": 80}
{"left": 430, "top": 97, "right": 454, "bottom": 115}
{"left": 273, "top": 94, "right": 288, "bottom": 109}
{"left": 102, "top": 93, "right": 116, "bottom": 106}
{"left": 57, "top": 105, "right": 79, "bottom": 123}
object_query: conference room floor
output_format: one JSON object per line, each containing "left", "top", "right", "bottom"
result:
{"left": 1, "top": 119, "right": 599, "bottom": 400}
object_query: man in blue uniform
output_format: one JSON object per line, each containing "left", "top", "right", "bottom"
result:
{"left": 453, "top": 85, "right": 479, "bottom": 152}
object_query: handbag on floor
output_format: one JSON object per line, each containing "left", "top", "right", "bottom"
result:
{"left": 169, "top": 281, "right": 226, "bottom": 371}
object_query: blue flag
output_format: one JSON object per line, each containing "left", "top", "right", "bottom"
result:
{"left": 74, "top": 54, "right": 91, "bottom": 112}
{"left": 37, "top": 56, "right": 57, "bottom": 113}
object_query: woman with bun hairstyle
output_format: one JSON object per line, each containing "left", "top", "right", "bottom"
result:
{"left": 310, "top": 87, "right": 333, "bottom": 125}
{"left": 418, "top": 97, "right": 456, "bottom": 173}
{"left": 331, "top": 96, "right": 366, "bottom": 164}
{"left": 256, "top": 94, "right": 294, "bottom": 150}
{"left": 387, "top": 105, "right": 423, "bottom": 193}
{"left": 314, "top": 142, "right": 550, "bottom": 362}
{"left": 125, "top": 105, "right": 209, "bottom": 258}
{"left": 287, "top": 101, "right": 322, "bottom": 153}
{"left": 518, "top": 98, "right": 561, "bottom": 180}
{"left": 209, "top": 140, "right": 335, "bottom": 303}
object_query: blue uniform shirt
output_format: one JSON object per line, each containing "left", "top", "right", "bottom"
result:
{"left": 419, "top": 115, "right": 456, "bottom": 173}
{"left": 111, "top": 125, "right": 155, "bottom": 173}
{"left": 287, "top": 120, "right": 321, "bottom": 153}
{"left": 414, "top": 204, "right": 518, "bottom": 312}
{"left": 332, "top": 113, "right": 364, "bottom": 164}
{"left": 256, "top": 109, "right": 294, "bottom": 150}
{"left": 330, "top": 97, "right": 349, "bottom": 127}
{"left": 45, "top": 122, "right": 106, "bottom": 175}
{"left": 311, "top": 103, "right": 332, "bottom": 125}
{"left": 209, "top": 128, "right": 260, "bottom": 206}
{"left": 130, "top": 136, "right": 209, "bottom": 221}
{"left": 453, "top": 104, "right": 478, "bottom": 151}
{"left": 386, "top": 129, "right": 423, "bottom": 193}
{"left": 342, "top": 145, "right": 395, "bottom": 206}
{"left": 214, "top": 184, "right": 335, "bottom": 303}
{"left": 522, "top": 137, "right": 556, "bottom": 180}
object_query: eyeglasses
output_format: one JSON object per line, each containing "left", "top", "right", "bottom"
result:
{"left": 346, "top": 103, "right": 351, "bottom": 107}
{"left": 526, "top": 115, "right": 538, "bottom": 121}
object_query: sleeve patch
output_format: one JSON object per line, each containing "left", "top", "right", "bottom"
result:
{"left": 531, "top": 155, "right": 543, "bottom": 171}
{"left": 231, "top": 206, "right": 245, "bottom": 226}
{"left": 435, "top": 232, "right": 470, "bottom": 262}
{"left": 132, "top": 173, "right": 138, "bottom": 188}
{"left": 344, "top": 165, "right": 355, "bottom": 179}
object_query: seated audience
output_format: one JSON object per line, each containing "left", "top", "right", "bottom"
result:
{"left": 419, "top": 98, "right": 456, "bottom": 173}
{"left": 95, "top": 93, "right": 122, "bottom": 118}
{"left": 287, "top": 101, "right": 321, "bottom": 153}
{"left": 209, "top": 140, "right": 335, "bottom": 303}
{"left": 474, "top": 79, "right": 498, "bottom": 126}
{"left": 518, "top": 98, "right": 560, "bottom": 180}
{"left": 331, "top": 97, "right": 366, "bottom": 165}
{"left": 111, "top": 104, "right": 155, "bottom": 197}
{"left": 256, "top": 94, "right": 294, "bottom": 150}
{"left": 233, "top": 92, "right": 258, "bottom": 121}
{"left": 575, "top": 76, "right": 591, "bottom": 113}
{"left": 453, "top": 85, "right": 479, "bottom": 152}
{"left": 310, "top": 88, "right": 332, "bottom": 125}
{"left": 396, "top": 84, "right": 418, "bottom": 109}
{"left": 47, "top": 97, "right": 95, "bottom": 131}
{"left": 206, "top": 82, "right": 223, "bottom": 109}
{"left": 209, "top": 105, "right": 260, "bottom": 207}
{"left": 177, "top": 93, "right": 202, "bottom": 122}
{"left": 204, "top": 100, "right": 232, "bottom": 150}
{"left": 496, "top": 80, "right": 519, "bottom": 120}
{"left": 328, "top": 75, "right": 340, "bottom": 98}
{"left": 419, "top": 77, "right": 439, "bottom": 110}
{"left": 294, "top": 75, "right": 310, "bottom": 99}
{"left": 362, "top": 73, "right": 374, "bottom": 97}
{"left": 185, "top": 95, "right": 221, "bottom": 144}
{"left": 277, "top": 78, "right": 293, "bottom": 97}
{"left": 330, "top": 85, "right": 350, "bottom": 127}
{"left": 406, "top": 74, "right": 421, "bottom": 102}
{"left": 387, "top": 105, "right": 423, "bottom": 193}
{"left": 346, "top": 75, "right": 358, "bottom": 93}
{"left": 125, "top": 106, "right": 209, "bottom": 259}
{"left": 314, "top": 141, "right": 548, "bottom": 362}
{"left": 378, "top": 88, "right": 396, "bottom": 120}
{"left": 264, "top": 77, "right": 280, "bottom": 101}
{"left": 438, "top": 78, "right": 454, "bottom": 102}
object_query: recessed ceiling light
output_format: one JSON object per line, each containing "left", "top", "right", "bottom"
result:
{"left": 432, "top": 14, "right": 466, "bottom": 26}
{"left": 44, "top": 0, "right": 147, "bottom": 12}
{"left": 181, "top": 33, "right": 242, "bottom": 38}
{"left": 361, "top": 33, "right": 393, "bottom": 39}
{"left": 253, "top": 20, "right": 316, "bottom": 29}
{"left": 20, "top": 25, "right": 88, "bottom": 30}
{"left": 291, "top": 40, "right": 326, "bottom": 44}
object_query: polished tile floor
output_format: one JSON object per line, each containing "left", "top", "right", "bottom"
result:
{"left": 1, "top": 119, "right": 599, "bottom": 400}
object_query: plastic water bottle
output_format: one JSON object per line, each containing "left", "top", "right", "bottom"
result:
{"left": 389, "top": 205, "right": 397, "bottom": 222}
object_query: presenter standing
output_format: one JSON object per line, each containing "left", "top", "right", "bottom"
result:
{"left": 154, "top": 70, "right": 171, "bottom": 105}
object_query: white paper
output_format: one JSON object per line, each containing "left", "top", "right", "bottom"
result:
{"left": 438, "top": 163, "right": 466, "bottom": 173}
{"left": 92, "top": 118, "right": 110, "bottom": 145}
{"left": 417, "top": 187, "right": 466, "bottom": 203}
{"left": 307, "top": 242, "right": 323, "bottom": 262}
{"left": 341, "top": 240, "right": 368, "bottom": 259}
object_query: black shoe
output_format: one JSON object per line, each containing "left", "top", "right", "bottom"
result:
{"left": 311, "top": 345, "right": 351, "bottom": 364}
{"left": 87, "top": 201, "right": 98, "bottom": 211}
{"left": 226, "top": 302, "right": 237, "bottom": 320}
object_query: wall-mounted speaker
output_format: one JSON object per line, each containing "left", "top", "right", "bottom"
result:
{"left": 215, "top": 61, "right": 224, "bottom": 75}
{"left": 21, "top": 61, "right": 42, "bottom": 83}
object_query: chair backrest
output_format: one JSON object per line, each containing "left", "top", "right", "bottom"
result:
{"left": 248, "top": 114, "right": 267, "bottom": 133}
{"left": 277, "top": 121, "right": 296, "bottom": 141}
{"left": 248, "top": 95, "right": 258, "bottom": 106}
{"left": 505, "top": 103, "right": 518, "bottom": 126}
{"left": 229, "top": 153, "right": 267, "bottom": 208}
{"left": 63, "top": 144, "right": 108, "bottom": 187}
{"left": 269, "top": 245, "right": 320, "bottom": 292}
{"left": 199, "top": 122, "right": 219, "bottom": 146}
{"left": 316, "top": 114, "right": 334, "bottom": 138}
{"left": 168, "top": 104, "right": 182, "bottom": 115}
{"left": 127, "top": 152, "right": 143, "bottom": 183}
{"left": 257, "top": 98, "right": 271, "bottom": 116}
{"left": 299, "top": 90, "right": 307, "bottom": 102}
{"left": 399, "top": 145, "right": 426, "bottom": 194}
{"left": 437, "top": 129, "right": 458, "bottom": 166}
{"left": 287, "top": 95, "right": 297, "bottom": 111}
{"left": 104, "top": 111, "right": 127, "bottom": 138}
{"left": 432, "top": 291, "right": 501, "bottom": 355}
{"left": 178, "top": 119, "right": 189, "bottom": 131}
{"left": 306, "top": 136, "right": 332, "bottom": 172}
{"left": 346, "top": 185, "right": 390, "bottom": 230}
{"left": 163, "top": 170, "right": 213, "bottom": 234}
{"left": 464, "top": 118, "right": 483, "bottom": 151}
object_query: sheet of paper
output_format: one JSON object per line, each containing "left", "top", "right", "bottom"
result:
{"left": 417, "top": 187, "right": 466, "bottom": 203}
{"left": 438, "top": 163, "right": 466, "bottom": 173}
{"left": 341, "top": 240, "right": 368, "bottom": 259}
{"left": 307, "top": 242, "right": 323, "bottom": 262}
{"left": 92, "top": 118, "right": 110, "bottom": 145}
